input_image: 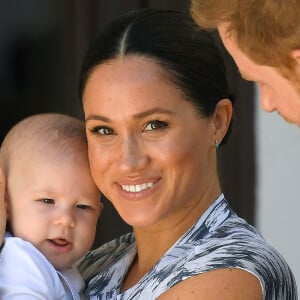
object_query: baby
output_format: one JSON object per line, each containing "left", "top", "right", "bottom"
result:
{"left": 0, "top": 113, "right": 102, "bottom": 299}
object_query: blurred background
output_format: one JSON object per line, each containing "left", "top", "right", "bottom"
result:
{"left": 0, "top": 0, "right": 298, "bottom": 292}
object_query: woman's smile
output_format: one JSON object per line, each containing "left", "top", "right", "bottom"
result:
{"left": 121, "top": 182, "right": 155, "bottom": 193}
{"left": 116, "top": 179, "right": 161, "bottom": 201}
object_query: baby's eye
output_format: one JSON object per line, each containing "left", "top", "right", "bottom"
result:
{"left": 77, "top": 204, "right": 91, "bottom": 210}
{"left": 91, "top": 126, "right": 114, "bottom": 135}
{"left": 41, "top": 198, "right": 55, "bottom": 204}
{"left": 144, "top": 120, "right": 168, "bottom": 131}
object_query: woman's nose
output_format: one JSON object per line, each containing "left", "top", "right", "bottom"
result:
{"left": 119, "top": 136, "right": 148, "bottom": 173}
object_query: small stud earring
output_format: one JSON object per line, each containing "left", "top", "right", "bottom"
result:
{"left": 214, "top": 140, "right": 219, "bottom": 149}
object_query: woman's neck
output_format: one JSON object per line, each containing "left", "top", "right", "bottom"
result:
{"left": 121, "top": 187, "right": 222, "bottom": 292}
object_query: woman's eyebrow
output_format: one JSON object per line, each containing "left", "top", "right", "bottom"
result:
{"left": 85, "top": 108, "right": 175, "bottom": 123}
{"left": 132, "top": 107, "right": 175, "bottom": 119}
{"left": 85, "top": 115, "right": 110, "bottom": 122}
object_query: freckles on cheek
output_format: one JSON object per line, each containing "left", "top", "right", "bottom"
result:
{"left": 168, "top": 136, "right": 198, "bottom": 157}
{"left": 160, "top": 145, "right": 192, "bottom": 172}
{"left": 171, "top": 141, "right": 207, "bottom": 171}
{"left": 89, "top": 149, "right": 113, "bottom": 179}
{"left": 87, "top": 149, "right": 101, "bottom": 176}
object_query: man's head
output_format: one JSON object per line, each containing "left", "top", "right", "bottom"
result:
{"left": 190, "top": 0, "right": 300, "bottom": 125}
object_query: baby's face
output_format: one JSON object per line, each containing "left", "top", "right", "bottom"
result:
{"left": 6, "top": 147, "right": 102, "bottom": 270}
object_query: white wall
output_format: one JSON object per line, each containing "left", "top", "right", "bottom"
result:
{"left": 255, "top": 86, "right": 300, "bottom": 294}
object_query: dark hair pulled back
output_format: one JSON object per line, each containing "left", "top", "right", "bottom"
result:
{"left": 79, "top": 8, "right": 232, "bottom": 145}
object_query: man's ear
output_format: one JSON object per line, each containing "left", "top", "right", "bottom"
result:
{"left": 211, "top": 99, "right": 233, "bottom": 145}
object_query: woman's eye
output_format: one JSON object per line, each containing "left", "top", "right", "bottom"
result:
{"left": 41, "top": 198, "right": 55, "bottom": 204}
{"left": 144, "top": 120, "right": 168, "bottom": 131}
{"left": 91, "top": 126, "right": 114, "bottom": 135}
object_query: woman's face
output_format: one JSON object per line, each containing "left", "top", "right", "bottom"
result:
{"left": 83, "top": 55, "right": 218, "bottom": 229}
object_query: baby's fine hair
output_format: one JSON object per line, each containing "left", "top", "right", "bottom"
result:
{"left": 0, "top": 113, "right": 86, "bottom": 176}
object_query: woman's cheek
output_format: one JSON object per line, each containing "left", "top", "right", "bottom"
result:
{"left": 88, "top": 143, "right": 112, "bottom": 183}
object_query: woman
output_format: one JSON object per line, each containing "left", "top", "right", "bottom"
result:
{"left": 77, "top": 8, "right": 296, "bottom": 300}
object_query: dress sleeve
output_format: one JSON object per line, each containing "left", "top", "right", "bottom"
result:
{"left": 0, "top": 236, "right": 66, "bottom": 299}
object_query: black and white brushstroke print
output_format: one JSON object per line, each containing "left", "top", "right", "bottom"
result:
{"left": 78, "top": 194, "right": 297, "bottom": 300}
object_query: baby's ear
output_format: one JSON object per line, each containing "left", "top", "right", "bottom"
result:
{"left": 98, "top": 201, "right": 104, "bottom": 217}
{"left": 292, "top": 49, "right": 300, "bottom": 70}
{"left": 0, "top": 167, "right": 7, "bottom": 241}
{"left": 292, "top": 50, "right": 300, "bottom": 79}
{"left": 0, "top": 169, "right": 9, "bottom": 218}
{"left": 292, "top": 49, "right": 300, "bottom": 64}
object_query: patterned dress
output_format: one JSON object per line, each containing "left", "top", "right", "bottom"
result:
{"left": 78, "top": 194, "right": 297, "bottom": 300}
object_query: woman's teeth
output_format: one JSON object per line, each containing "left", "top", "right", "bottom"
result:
{"left": 121, "top": 182, "right": 154, "bottom": 193}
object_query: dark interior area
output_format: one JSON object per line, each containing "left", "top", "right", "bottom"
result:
{"left": 0, "top": 0, "right": 255, "bottom": 248}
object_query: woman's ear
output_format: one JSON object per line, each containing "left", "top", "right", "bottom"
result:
{"left": 211, "top": 99, "right": 233, "bottom": 145}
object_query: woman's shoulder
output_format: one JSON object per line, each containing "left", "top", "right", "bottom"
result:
{"left": 172, "top": 202, "right": 297, "bottom": 299}
{"left": 141, "top": 205, "right": 297, "bottom": 299}
{"left": 160, "top": 232, "right": 297, "bottom": 299}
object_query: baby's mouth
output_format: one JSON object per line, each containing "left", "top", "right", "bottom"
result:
{"left": 49, "top": 238, "right": 70, "bottom": 247}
